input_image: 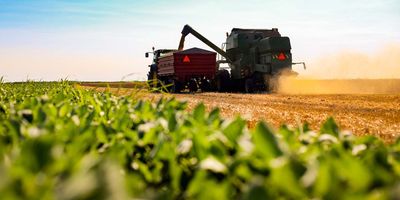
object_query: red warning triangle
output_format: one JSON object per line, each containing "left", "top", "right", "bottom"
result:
{"left": 278, "top": 53, "right": 286, "bottom": 61}
{"left": 183, "top": 55, "right": 190, "bottom": 63}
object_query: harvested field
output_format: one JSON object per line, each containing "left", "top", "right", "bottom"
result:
{"left": 170, "top": 92, "right": 400, "bottom": 142}
{"left": 82, "top": 79, "right": 400, "bottom": 143}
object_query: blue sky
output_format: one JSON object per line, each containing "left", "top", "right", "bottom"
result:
{"left": 0, "top": 0, "right": 399, "bottom": 81}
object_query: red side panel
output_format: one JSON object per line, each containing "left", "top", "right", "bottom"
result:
{"left": 174, "top": 54, "right": 216, "bottom": 81}
{"left": 157, "top": 48, "right": 217, "bottom": 81}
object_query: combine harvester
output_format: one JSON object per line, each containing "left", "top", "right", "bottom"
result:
{"left": 145, "top": 24, "right": 305, "bottom": 93}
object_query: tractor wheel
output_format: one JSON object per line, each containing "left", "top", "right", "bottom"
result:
{"left": 269, "top": 76, "right": 278, "bottom": 93}
{"left": 147, "top": 72, "right": 158, "bottom": 90}
{"left": 244, "top": 78, "right": 254, "bottom": 93}
{"left": 170, "top": 80, "right": 182, "bottom": 93}
{"left": 263, "top": 75, "right": 278, "bottom": 93}
{"left": 216, "top": 69, "right": 230, "bottom": 92}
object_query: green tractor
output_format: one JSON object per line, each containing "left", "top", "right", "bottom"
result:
{"left": 145, "top": 47, "right": 176, "bottom": 89}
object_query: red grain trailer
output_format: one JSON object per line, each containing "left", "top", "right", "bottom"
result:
{"left": 157, "top": 47, "right": 217, "bottom": 92}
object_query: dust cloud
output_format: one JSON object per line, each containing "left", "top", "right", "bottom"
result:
{"left": 278, "top": 44, "right": 400, "bottom": 94}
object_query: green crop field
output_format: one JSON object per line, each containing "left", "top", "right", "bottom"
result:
{"left": 1, "top": 81, "right": 400, "bottom": 199}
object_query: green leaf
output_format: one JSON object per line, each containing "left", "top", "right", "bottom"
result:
{"left": 313, "top": 158, "right": 332, "bottom": 197}
{"left": 223, "top": 117, "right": 245, "bottom": 144}
{"left": 252, "top": 122, "right": 282, "bottom": 159}
{"left": 168, "top": 112, "right": 177, "bottom": 131}
{"left": 96, "top": 124, "right": 108, "bottom": 143}
{"left": 193, "top": 103, "right": 205, "bottom": 121}
{"left": 187, "top": 171, "right": 230, "bottom": 200}
{"left": 270, "top": 157, "right": 306, "bottom": 198}
{"left": 207, "top": 108, "right": 220, "bottom": 124}
{"left": 245, "top": 185, "right": 269, "bottom": 200}
{"left": 320, "top": 117, "right": 339, "bottom": 137}
{"left": 192, "top": 130, "right": 208, "bottom": 160}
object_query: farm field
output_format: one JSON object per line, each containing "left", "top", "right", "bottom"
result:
{"left": 1, "top": 81, "right": 400, "bottom": 199}
{"left": 89, "top": 79, "right": 400, "bottom": 143}
{"left": 163, "top": 92, "right": 400, "bottom": 143}
{"left": 3, "top": 1, "right": 399, "bottom": 199}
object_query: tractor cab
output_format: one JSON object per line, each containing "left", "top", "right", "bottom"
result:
{"left": 145, "top": 48, "right": 176, "bottom": 84}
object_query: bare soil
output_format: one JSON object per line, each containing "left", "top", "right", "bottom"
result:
{"left": 168, "top": 92, "right": 400, "bottom": 142}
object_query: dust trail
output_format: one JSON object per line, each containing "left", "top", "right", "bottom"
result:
{"left": 277, "top": 78, "right": 400, "bottom": 94}
{"left": 278, "top": 44, "right": 400, "bottom": 94}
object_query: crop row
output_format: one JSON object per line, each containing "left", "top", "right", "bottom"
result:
{"left": 0, "top": 82, "right": 399, "bottom": 199}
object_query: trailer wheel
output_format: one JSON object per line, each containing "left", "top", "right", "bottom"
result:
{"left": 188, "top": 79, "right": 198, "bottom": 92}
{"left": 160, "top": 81, "right": 169, "bottom": 92}
{"left": 200, "top": 79, "right": 212, "bottom": 92}
{"left": 159, "top": 78, "right": 171, "bottom": 93}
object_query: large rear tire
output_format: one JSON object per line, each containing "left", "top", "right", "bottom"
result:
{"left": 244, "top": 78, "right": 254, "bottom": 93}
{"left": 170, "top": 80, "right": 182, "bottom": 93}
{"left": 147, "top": 72, "right": 158, "bottom": 90}
{"left": 216, "top": 69, "right": 230, "bottom": 92}
{"left": 263, "top": 75, "right": 278, "bottom": 93}
{"left": 216, "top": 78, "right": 224, "bottom": 92}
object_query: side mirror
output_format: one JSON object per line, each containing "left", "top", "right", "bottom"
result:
{"left": 145, "top": 52, "right": 149, "bottom": 58}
